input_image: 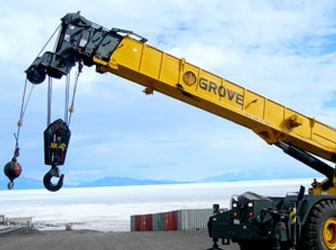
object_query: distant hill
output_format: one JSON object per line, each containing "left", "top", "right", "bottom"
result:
{"left": 1, "top": 171, "right": 321, "bottom": 190}
{"left": 199, "top": 171, "right": 321, "bottom": 183}
{"left": 76, "top": 176, "right": 188, "bottom": 188}
{"left": 0, "top": 176, "right": 188, "bottom": 190}
{"left": 0, "top": 176, "right": 43, "bottom": 190}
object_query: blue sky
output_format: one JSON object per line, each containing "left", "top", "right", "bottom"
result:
{"left": 0, "top": 1, "right": 336, "bottom": 186}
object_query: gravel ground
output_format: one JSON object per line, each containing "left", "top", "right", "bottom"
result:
{"left": 0, "top": 228, "right": 240, "bottom": 250}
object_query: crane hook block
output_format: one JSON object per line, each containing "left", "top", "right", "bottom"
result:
{"left": 44, "top": 119, "right": 71, "bottom": 166}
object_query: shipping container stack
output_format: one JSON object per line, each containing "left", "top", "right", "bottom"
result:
{"left": 130, "top": 208, "right": 212, "bottom": 232}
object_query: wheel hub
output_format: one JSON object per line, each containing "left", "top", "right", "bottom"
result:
{"left": 323, "top": 218, "right": 336, "bottom": 249}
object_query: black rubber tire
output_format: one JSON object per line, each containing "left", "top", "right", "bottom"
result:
{"left": 297, "top": 199, "right": 336, "bottom": 250}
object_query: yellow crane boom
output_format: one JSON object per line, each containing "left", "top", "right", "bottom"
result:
{"left": 93, "top": 35, "right": 336, "bottom": 162}
{"left": 25, "top": 12, "right": 336, "bottom": 193}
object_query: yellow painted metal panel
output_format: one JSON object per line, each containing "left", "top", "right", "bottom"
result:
{"left": 244, "top": 90, "right": 265, "bottom": 120}
{"left": 140, "top": 45, "right": 163, "bottom": 79}
{"left": 93, "top": 36, "right": 336, "bottom": 162}
{"left": 112, "top": 37, "right": 143, "bottom": 71}
{"left": 159, "top": 54, "right": 180, "bottom": 85}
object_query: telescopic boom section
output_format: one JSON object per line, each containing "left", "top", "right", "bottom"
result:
{"left": 26, "top": 12, "right": 336, "bottom": 177}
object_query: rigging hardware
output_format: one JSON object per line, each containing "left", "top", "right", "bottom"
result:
{"left": 3, "top": 79, "right": 33, "bottom": 189}
{"left": 4, "top": 146, "right": 22, "bottom": 190}
{"left": 43, "top": 119, "right": 71, "bottom": 192}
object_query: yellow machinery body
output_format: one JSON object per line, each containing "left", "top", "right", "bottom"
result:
{"left": 93, "top": 35, "right": 336, "bottom": 163}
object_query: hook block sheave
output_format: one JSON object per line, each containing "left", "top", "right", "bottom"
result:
{"left": 44, "top": 119, "right": 71, "bottom": 166}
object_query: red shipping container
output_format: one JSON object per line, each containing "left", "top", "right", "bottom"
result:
{"left": 163, "top": 211, "right": 178, "bottom": 231}
{"left": 135, "top": 214, "right": 153, "bottom": 231}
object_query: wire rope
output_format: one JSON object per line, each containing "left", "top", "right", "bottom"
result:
{"left": 14, "top": 79, "right": 35, "bottom": 148}
{"left": 47, "top": 76, "right": 52, "bottom": 126}
{"left": 64, "top": 73, "right": 70, "bottom": 124}
{"left": 37, "top": 24, "right": 61, "bottom": 57}
{"left": 67, "top": 62, "right": 82, "bottom": 126}
{"left": 13, "top": 23, "right": 61, "bottom": 149}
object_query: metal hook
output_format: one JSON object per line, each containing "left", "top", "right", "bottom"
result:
{"left": 43, "top": 166, "right": 64, "bottom": 192}
{"left": 7, "top": 181, "right": 14, "bottom": 190}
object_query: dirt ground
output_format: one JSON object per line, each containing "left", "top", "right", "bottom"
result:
{"left": 0, "top": 228, "right": 240, "bottom": 250}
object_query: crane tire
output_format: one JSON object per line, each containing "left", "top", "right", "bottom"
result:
{"left": 297, "top": 199, "right": 336, "bottom": 250}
